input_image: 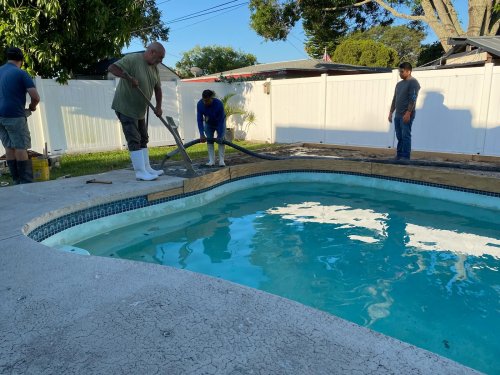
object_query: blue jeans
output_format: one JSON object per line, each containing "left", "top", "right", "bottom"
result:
{"left": 204, "top": 122, "right": 225, "bottom": 144}
{"left": 394, "top": 116, "right": 414, "bottom": 159}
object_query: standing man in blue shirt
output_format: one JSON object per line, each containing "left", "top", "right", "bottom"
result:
{"left": 388, "top": 62, "right": 420, "bottom": 160}
{"left": 0, "top": 47, "right": 40, "bottom": 184}
{"left": 197, "top": 89, "right": 226, "bottom": 167}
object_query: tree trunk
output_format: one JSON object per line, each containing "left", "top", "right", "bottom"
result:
{"left": 373, "top": 0, "right": 497, "bottom": 52}
{"left": 421, "top": 0, "right": 454, "bottom": 51}
{"left": 468, "top": 0, "right": 490, "bottom": 36}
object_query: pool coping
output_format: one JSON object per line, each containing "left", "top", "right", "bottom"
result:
{"left": 1, "top": 160, "right": 490, "bottom": 374}
{"left": 26, "top": 159, "right": 500, "bottom": 243}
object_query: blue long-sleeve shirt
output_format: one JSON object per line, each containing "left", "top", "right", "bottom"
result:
{"left": 197, "top": 98, "right": 226, "bottom": 136}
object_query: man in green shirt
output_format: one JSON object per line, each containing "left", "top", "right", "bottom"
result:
{"left": 109, "top": 42, "right": 165, "bottom": 181}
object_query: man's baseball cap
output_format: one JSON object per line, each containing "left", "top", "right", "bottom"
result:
{"left": 6, "top": 47, "right": 24, "bottom": 61}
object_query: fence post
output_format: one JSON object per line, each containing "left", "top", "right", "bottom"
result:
{"left": 476, "top": 63, "right": 494, "bottom": 155}
{"left": 266, "top": 78, "right": 273, "bottom": 143}
{"left": 34, "top": 77, "right": 49, "bottom": 154}
{"left": 320, "top": 73, "right": 328, "bottom": 143}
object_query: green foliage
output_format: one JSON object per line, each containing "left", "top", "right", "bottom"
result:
{"left": 332, "top": 39, "right": 398, "bottom": 67}
{"left": 249, "top": 1, "right": 499, "bottom": 54}
{"left": 221, "top": 93, "right": 247, "bottom": 118}
{"left": 0, "top": 0, "right": 169, "bottom": 82}
{"left": 219, "top": 93, "right": 255, "bottom": 130}
{"left": 417, "top": 41, "right": 445, "bottom": 66}
{"left": 215, "top": 74, "right": 267, "bottom": 83}
{"left": 249, "top": 0, "right": 300, "bottom": 41}
{"left": 175, "top": 45, "right": 258, "bottom": 78}
{"left": 0, "top": 141, "right": 273, "bottom": 185}
{"left": 346, "top": 26, "right": 424, "bottom": 65}
{"left": 249, "top": 0, "right": 399, "bottom": 58}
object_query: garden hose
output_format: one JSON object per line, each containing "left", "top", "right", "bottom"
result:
{"left": 160, "top": 138, "right": 500, "bottom": 173}
{"left": 160, "top": 138, "right": 318, "bottom": 168}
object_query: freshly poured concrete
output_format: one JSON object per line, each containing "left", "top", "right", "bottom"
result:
{"left": 0, "top": 168, "right": 481, "bottom": 374}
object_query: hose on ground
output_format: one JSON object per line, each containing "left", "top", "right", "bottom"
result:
{"left": 160, "top": 138, "right": 500, "bottom": 173}
{"left": 161, "top": 138, "right": 286, "bottom": 168}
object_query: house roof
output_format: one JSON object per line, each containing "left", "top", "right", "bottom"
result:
{"left": 183, "top": 59, "right": 390, "bottom": 82}
{"left": 448, "top": 36, "right": 500, "bottom": 57}
{"left": 416, "top": 36, "right": 500, "bottom": 70}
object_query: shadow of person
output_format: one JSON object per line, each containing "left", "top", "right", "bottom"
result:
{"left": 201, "top": 215, "right": 232, "bottom": 263}
{"left": 413, "top": 91, "right": 474, "bottom": 154}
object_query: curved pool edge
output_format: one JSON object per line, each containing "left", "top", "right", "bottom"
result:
{"left": 28, "top": 159, "right": 500, "bottom": 245}
{"left": 2, "top": 161, "right": 495, "bottom": 374}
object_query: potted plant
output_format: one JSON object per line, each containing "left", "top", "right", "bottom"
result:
{"left": 221, "top": 93, "right": 247, "bottom": 142}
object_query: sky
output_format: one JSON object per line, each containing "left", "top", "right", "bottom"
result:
{"left": 123, "top": 0, "right": 469, "bottom": 69}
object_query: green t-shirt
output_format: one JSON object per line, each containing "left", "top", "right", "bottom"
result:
{"left": 111, "top": 53, "right": 160, "bottom": 119}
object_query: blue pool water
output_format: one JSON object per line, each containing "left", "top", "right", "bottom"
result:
{"left": 74, "top": 181, "right": 500, "bottom": 373}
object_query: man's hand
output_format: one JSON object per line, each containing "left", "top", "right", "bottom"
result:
{"left": 154, "top": 106, "right": 162, "bottom": 117}
{"left": 200, "top": 135, "right": 207, "bottom": 143}
{"left": 388, "top": 112, "right": 393, "bottom": 123}
{"left": 403, "top": 111, "right": 411, "bottom": 124}
{"left": 29, "top": 103, "right": 37, "bottom": 112}
{"left": 129, "top": 77, "right": 139, "bottom": 88}
{"left": 216, "top": 137, "right": 224, "bottom": 144}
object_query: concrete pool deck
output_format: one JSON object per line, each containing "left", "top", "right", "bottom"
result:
{"left": 0, "top": 161, "right": 490, "bottom": 374}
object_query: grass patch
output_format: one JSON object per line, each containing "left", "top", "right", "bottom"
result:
{"left": 0, "top": 141, "right": 279, "bottom": 185}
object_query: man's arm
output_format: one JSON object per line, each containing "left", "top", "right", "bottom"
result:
{"left": 406, "top": 81, "right": 419, "bottom": 113}
{"left": 27, "top": 87, "right": 40, "bottom": 111}
{"left": 108, "top": 63, "right": 139, "bottom": 87}
{"left": 403, "top": 80, "right": 420, "bottom": 123}
{"left": 388, "top": 91, "right": 396, "bottom": 123}
{"left": 197, "top": 102, "right": 206, "bottom": 140}
{"left": 153, "top": 82, "right": 162, "bottom": 117}
{"left": 214, "top": 101, "right": 226, "bottom": 138}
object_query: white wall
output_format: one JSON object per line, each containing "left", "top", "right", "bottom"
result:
{"left": 325, "top": 72, "right": 396, "bottom": 147}
{"left": 1, "top": 64, "right": 499, "bottom": 158}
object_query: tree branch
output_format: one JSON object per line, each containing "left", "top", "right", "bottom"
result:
{"left": 433, "top": 0, "right": 461, "bottom": 36}
{"left": 372, "top": 0, "right": 425, "bottom": 21}
{"left": 443, "top": 0, "right": 465, "bottom": 35}
{"left": 323, "top": 0, "right": 372, "bottom": 11}
{"left": 467, "top": 0, "right": 489, "bottom": 36}
{"left": 323, "top": 0, "right": 425, "bottom": 21}
{"left": 420, "top": 0, "right": 452, "bottom": 51}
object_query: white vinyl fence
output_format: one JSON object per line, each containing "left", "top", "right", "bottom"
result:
{"left": 1, "top": 64, "right": 499, "bottom": 157}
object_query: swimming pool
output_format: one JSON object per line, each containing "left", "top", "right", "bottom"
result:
{"left": 41, "top": 172, "right": 500, "bottom": 374}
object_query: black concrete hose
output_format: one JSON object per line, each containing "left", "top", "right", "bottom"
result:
{"left": 160, "top": 138, "right": 500, "bottom": 173}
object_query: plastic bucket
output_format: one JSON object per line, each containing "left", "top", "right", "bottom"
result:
{"left": 32, "top": 158, "right": 50, "bottom": 182}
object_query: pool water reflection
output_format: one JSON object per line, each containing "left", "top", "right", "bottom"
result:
{"left": 74, "top": 181, "right": 500, "bottom": 374}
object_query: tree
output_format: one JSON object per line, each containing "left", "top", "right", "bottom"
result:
{"left": 0, "top": 0, "right": 169, "bottom": 82}
{"left": 249, "top": 1, "right": 500, "bottom": 52}
{"left": 347, "top": 25, "right": 425, "bottom": 65}
{"left": 417, "top": 41, "right": 445, "bottom": 66}
{"left": 175, "top": 46, "right": 258, "bottom": 78}
{"left": 332, "top": 39, "right": 398, "bottom": 67}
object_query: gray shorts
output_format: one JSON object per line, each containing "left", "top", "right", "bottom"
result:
{"left": 0, "top": 116, "right": 31, "bottom": 149}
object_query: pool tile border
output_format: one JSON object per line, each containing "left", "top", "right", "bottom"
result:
{"left": 27, "top": 163, "right": 500, "bottom": 243}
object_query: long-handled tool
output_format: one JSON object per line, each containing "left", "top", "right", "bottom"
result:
{"left": 134, "top": 86, "right": 197, "bottom": 176}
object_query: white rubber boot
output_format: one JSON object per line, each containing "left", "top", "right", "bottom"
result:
{"left": 218, "top": 144, "right": 226, "bottom": 167}
{"left": 142, "top": 148, "right": 164, "bottom": 176}
{"left": 130, "top": 150, "right": 157, "bottom": 181}
{"left": 206, "top": 144, "right": 215, "bottom": 166}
